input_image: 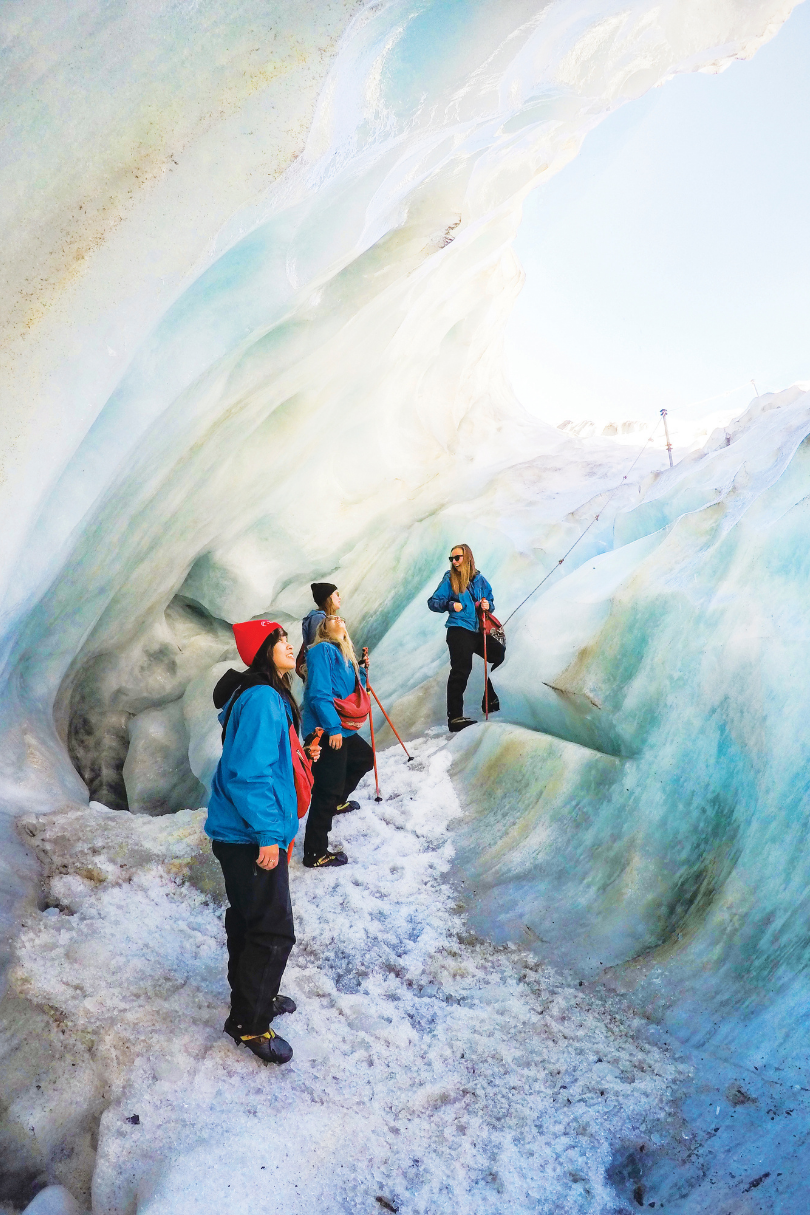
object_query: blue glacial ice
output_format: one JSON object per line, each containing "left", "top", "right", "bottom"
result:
{"left": 0, "top": 0, "right": 807, "bottom": 1211}
{"left": 446, "top": 386, "right": 810, "bottom": 1076}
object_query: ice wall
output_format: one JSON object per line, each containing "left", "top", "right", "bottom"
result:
{"left": 0, "top": 0, "right": 800, "bottom": 1089}
{"left": 443, "top": 386, "right": 810, "bottom": 1081}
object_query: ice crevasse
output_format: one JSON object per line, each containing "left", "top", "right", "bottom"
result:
{"left": 0, "top": 0, "right": 808, "bottom": 1204}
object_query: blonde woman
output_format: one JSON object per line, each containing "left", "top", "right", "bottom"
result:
{"left": 428, "top": 542, "right": 504, "bottom": 732}
{"left": 301, "top": 615, "right": 373, "bottom": 867}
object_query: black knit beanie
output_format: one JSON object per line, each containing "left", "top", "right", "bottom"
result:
{"left": 311, "top": 581, "right": 338, "bottom": 607}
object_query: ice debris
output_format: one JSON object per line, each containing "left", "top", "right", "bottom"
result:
{"left": 4, "top": 737, "right": 684, "bottom": 1213}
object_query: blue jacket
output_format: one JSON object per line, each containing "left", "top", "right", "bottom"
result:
{"left": 301, "top": 608, "right": 326, "bottom": 648}
{"left": 205, "top": 686, "right": 299, "bottom": 849}
{"left": 427, "top": 570, "right": 494, "bottom": 632}
{"left": 302, "top": 641, "right": 367, "bottom": 739}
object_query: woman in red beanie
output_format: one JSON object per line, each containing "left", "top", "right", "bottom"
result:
{"left": 206, "top": 619, "right": 318, "bottom": 1066}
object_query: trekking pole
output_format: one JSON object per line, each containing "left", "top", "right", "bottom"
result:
{"left": 363, "top": 649, "right": 383, "bottom": 802}
{"left": 480, "top": 606, "right": 490, "bottom": 721}
{"left": 366, "top": 683, "right": 414, "bottom": 761}
{"left": 368, "top": 707, "right": 383, "bottom": 802}
{"left": 483, "top": 620, "right": 489, "bottom": 721}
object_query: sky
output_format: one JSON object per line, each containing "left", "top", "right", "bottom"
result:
{"left": 506, "top": 0, "right": 810, "bottom": 446}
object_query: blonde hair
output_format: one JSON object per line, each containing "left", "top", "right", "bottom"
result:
{"left": 312, "top": 618, "right": 359, "bottom": 672}
{"left": 449, "top": 543, "right": 476, "bottom": 595}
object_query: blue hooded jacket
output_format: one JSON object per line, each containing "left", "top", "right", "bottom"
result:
{"left": 427, "top": 570, "right": 494, "bottom": 632}
{"left": 302, "top": 641, "right": 367, "bottom": 739}
{"left": 301, "top": 608, "right": 326, "bottom": 648}
{"left": 205, "top": 686, "right": 299, "bottom": 849}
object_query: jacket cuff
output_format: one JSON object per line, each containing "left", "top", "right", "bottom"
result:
{"left": 257, "top": 834, "right": 283, "bottom": 848}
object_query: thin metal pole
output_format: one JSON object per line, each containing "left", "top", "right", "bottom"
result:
{"left": 482, "top": 620, "right": 489, "bottom": 721}
{"left": 660, "top": 408, "right": 673, "bottom": 468}
{"left": 364, "top": 650, "right": 383, "bottom": 801}
{"left": 368, "top": 700, "right": 382, "bottom": 801}
{"left": 501, "top": 416, "right": 663, "bottom": 629}
{"left": 367, "top": 682, "right": 413, "bottom": 760}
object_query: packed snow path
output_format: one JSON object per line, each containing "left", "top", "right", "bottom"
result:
{"left": 8, "top": 735, "right": 683, "bottom": 1214}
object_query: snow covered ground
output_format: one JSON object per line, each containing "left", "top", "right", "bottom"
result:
{"left": 4, "top": 736, "right": 684, "bottom": 1215}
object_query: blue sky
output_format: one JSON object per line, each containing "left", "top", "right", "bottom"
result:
{"left": 507, "top": 1, "right": 810, "bottom": 434}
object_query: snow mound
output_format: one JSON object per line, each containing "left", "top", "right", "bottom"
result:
{"left": 5, "top": 739, "right": 682, "bottom": 1213}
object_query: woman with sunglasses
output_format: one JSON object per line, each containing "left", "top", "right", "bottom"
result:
{"left": 301, "top": 614, "right": 373, "bottom": 867}
{"left": 428, "top": 543, "right": 504, "bottom": 732}
{"left": 207, "top": 619, "right": 319, "bottom": 1066}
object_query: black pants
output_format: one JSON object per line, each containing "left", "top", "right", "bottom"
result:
{"left": 303, "top": 733, "right": 374, "bottom": 858}
{"left": 446, "top": 626, "right": 505, "bottom": 721}
{"left": 211, "top": 841, "right": 296, "bottom": 1035}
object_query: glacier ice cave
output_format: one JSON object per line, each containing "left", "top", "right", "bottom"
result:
{"left": 1, "top": 1, "right": 808, "bottom": 1212}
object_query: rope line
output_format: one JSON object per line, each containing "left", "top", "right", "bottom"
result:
{"left": 501, "top": 417, "right": 664, "bottom": 628}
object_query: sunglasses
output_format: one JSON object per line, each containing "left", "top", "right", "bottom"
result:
{"left": 449, "top": 554, "right": 464, "bottom": 562}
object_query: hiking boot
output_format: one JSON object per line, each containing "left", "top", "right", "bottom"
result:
{"left": 482, "top": 692, "right": 500, "bottom": 714}
{"left": 448, "top": 717, "right": 476, "bottom": 733}
{"left": 334, "top": 800, "right": 360, "bottom": 814}
{"left": 271, "top": 994, "right": 297, "bottom": 1017}
{"left": 237, "top": 1028, "right": 293, "bottom": 1066}
{"left": 302, "top": 850, "right": 348, "bottom": 868}
{"left": 224, "top": 995, "right": 295, "bottom": 1040}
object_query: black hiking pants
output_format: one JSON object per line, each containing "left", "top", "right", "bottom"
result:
{"left": 302, "top": 733, "right": 374, "bottom": 859}
{"left": 211, "top": 841, "right": 296, "bottom": 1035}
{"left": 446, "top": 625, "right": 505, "bottom": 721}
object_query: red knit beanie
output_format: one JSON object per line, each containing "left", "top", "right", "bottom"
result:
{"left": 232, "top": 619, "right": 283, "bottom": 666}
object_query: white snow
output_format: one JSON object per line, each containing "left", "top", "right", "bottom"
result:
{"left": 8, "top": 738, "right": 682, "bottom": 1213}
{"left": 20, "top": 1189, "right": 82, "bottom": 1215}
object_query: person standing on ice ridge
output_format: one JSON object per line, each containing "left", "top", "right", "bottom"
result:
{"left": 428, "top": 543, "right": 504, "bottom": 732}
{"left": 206, "top": 620, "right": 319, "bottom": 1066}
{"left": 297, "top": 581, "right": 340, "bottom": 678}
{"left": 301, "top": 614, "right": 373, "bottom": 867}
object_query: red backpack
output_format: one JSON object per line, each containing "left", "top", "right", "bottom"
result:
{"left": 476, "top": 602, "right": 506, "bottom": 648}
{"left": 288, "top": 724, "right": 316, "bottom": 817}
{"left": 286, "top": 725, "right": 321, "bottom": 862}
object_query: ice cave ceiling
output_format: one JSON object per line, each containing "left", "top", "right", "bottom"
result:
{"left": 2, "top": 0, "right": 810, "bottom": 1209}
